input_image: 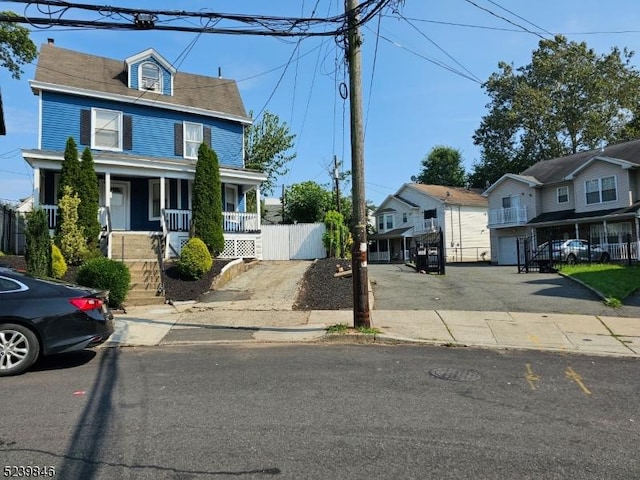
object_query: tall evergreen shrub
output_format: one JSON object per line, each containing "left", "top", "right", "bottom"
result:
{"left": 25, "top": 208, "right": 51, "bottom": 277}
{"left": 192, "top": 143, "right": 224, "bottom": 256}
{"left": 77, "top": 147, "right": 101, "bottom": 248}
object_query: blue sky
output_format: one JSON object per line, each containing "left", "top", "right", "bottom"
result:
{"left": 2, "top": 0, "right": 640, "bottom": 207}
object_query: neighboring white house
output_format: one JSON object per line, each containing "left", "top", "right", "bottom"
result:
{"left": 370, "top": 183, "right": 490, "bottom": 263}
{"left": 484, "top": 139, "right": 640, "bottom": 265}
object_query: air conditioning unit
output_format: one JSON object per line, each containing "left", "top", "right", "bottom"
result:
{"left": 142, "top": 78, "right": 158, "bottom": 90}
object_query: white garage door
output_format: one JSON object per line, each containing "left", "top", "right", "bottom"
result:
{"left": 498, "top": 236, "right": 519, "bottom": 265}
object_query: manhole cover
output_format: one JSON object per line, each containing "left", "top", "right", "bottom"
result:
{"left": 429, "top": 367, "right": 481, "bottom": 382}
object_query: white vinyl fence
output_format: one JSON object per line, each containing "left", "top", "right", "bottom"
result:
{"left": 261, "top": 223, "right": 327, "bottom": 260}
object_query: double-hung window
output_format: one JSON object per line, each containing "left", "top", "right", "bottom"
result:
{"left": 184, "top": 122, "right": 203, "bottom": 159}
{"left": 93, "top": 108, "right": 122, "bottom": 151}
{"left": 140, "top": 62, "right": 161, "bottom": 92}
{"left": 557, "top": 186, "right": 569, "bottom": 204}
{"left": 385, "top": 214, "right": 394, "bottom": 230}
{"left": 378, "top": 216, "right": 384, "bottom": 231}
{"left": 586, "top": 176, "right": 617, "bottom": 204}
{"left": 149, "top": 179, "right": 170, "bottom": 221}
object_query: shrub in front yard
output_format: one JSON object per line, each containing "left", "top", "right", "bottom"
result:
{"left": 77, "top": 257, "right": 130, "bottom": 308}
{"left": 178, "top": 237, "right": 213, "bottom": 280}
{"left": 51, "top": 244, "right": 67, "bottom": 279}
{"left": 25, "top": 208, "right": 52, "bottom": 277}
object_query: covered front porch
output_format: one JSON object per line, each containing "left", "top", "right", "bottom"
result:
{"left": 369, "top": 227, "right": 413, "bottom": 263}
{"left": 24, "top": 149, "right": 267, "bottom": 259}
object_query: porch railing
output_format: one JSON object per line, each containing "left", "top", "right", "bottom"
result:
{"left": 164, "top": 209, "right": 191, "bottom": 232}
{"left": 42, "top": 205, "right": 58, "bottom": 229}
{"left": 223, "top": 212, "right": 260, "bottom": 233}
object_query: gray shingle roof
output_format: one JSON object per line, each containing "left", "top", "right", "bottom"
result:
{"left": 521, "top": 139, "right": 640, "bottom": 184}
{"left": 33, "top": 43, "right": 250, "bottom": 122}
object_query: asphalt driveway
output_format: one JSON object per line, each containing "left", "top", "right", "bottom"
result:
{"left": 369, "top": 263, "right": 640, "bottom": 317}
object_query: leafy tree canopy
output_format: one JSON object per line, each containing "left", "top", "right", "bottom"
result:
{"left": 470, "top": 35, "right": 640, "bottom": 188}
{"left": 283, "top": 181, "right": 332, "bottom": 224}
{"left": 0, "top": 12, "right": 37, "bottom": 79}
{"left": 244, "top": 110, "right": 296, "bottom": 195}
{"left": 414, "top": 145, "right": 466, "bottom": 187}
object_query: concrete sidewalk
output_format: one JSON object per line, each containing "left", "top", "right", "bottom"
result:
{"left": 104, "top": 303, "right": 640, "bottom": 357}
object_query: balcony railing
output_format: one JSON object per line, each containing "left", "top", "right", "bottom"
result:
{"left": 488, "top": 206, "right": 528, "bottom": 226}
{"left": 414, "top": 217, "right": 439, "bottom": 233}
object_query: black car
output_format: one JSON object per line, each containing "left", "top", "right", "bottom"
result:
{"left": 0, "top": 267, "right": 114, "bottom": 376}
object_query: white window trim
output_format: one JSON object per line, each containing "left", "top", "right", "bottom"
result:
{"left": 92, "top": 108, "right": 123, "bottom": 152}
{"left": 557, "top": 186, "right": 569, "bottom": 204}
{"left": 148, "top": 179, "right": 170, "bottom": 221}
{"left": 183, "top": 122, "right": 203, "bottom": 160}
{"left": 225, "top": 184, "right": 238, "bottom": 212}
{"left": 385, "top": 213, "right": 394, "bottom": 230}
{"left": 585, "top": 176, "right": 617, "bottom": 205}
{"left": 139, "top": 61, "right": 162, "bottom": 92}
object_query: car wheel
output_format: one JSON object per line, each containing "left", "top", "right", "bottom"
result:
{"left": 600, "top": 253, "right": 610, "bottom": 263}
{"left": 0, "top": 324, "right": 40, "bottom": 377}
{"left": 566, "top": 254, "right": 577, "bottom": 265}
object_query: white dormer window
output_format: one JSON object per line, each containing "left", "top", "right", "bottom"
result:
{"left": 140, "top": 62, "right": 161, "bottom": 92}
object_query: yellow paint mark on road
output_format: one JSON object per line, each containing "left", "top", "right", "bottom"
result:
{"left": 565, "top": 366, "right": 592, "bottom": 396}
{"left": 525, "top": 363, "right": 540, "bottom": 391}
{"left": 528, "top": 335, "right": 541, "bottom": 347}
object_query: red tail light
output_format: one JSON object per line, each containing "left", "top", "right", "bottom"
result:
{"left": 70, "top": 297, "right": 104, "bottom": 311}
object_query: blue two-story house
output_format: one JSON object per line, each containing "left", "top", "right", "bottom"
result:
{"left": 22, "top": 40, "right": 267, "bottom": 261}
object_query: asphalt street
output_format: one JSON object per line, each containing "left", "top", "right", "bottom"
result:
{"left": 1, "top": 344, "right": 639, "bottom": 479}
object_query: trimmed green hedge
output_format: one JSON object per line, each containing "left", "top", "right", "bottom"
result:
{"left": 77, "top": 257, "right": 130, "bottom": 308}
{"left": 178, "top": 237, "right": 213, "bottom": 280}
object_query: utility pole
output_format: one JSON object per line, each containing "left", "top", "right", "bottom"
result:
{"left": 345, "top": 0, "right": 370, "bottom": 328}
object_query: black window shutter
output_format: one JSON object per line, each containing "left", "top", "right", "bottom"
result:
{"left": 123, "top": 115, "right": 133, "bottom": 150}
{"left": 80, "top": 109, "right": 91, "bottom": 145}
{"left": 203, "top": 126, "right": 212, "bottom": 147}
{"left": 174, "top": 123, "right": 183, "bottom": 156}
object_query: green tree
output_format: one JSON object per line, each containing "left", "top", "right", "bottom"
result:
{"left": 0, "top": 12, "right": 37, "bottom": 79}
{"left": 25, "top": 208, "right": 51, "bottom": 277}
{"left": 56, "top": 185, "right": 88, "bottom": 265}
{"left": 322, "top": 210, "right": 350, "bottom": 259}
{"left": 283, "top": 181, "right": 332, "bottom": 224}
{"left": 55, "top": 137, "right": 81, "bottom": 237}
{"left": 192, "top": 143, "right": 224, "bottom": 256}
{"left": 415, "top": 145, "right": 466, "bottom": 187}
{"left": 244, "top": 110, "right": 296, "bottom": 197}
{"left": 77, "top": 147, "right": 101, "bottom": 249}
{"left": 470, "top": 35, "right": 640, "bottom": 188}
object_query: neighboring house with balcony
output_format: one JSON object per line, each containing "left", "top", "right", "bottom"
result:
{"left": 22, "top": 40, "right": 267, "bottom": 265}
{"left": 484, "top": 139, "right": 640, "bottom": 265}
{"left": 370, "top": 183, "right": 490, "bottom": 263}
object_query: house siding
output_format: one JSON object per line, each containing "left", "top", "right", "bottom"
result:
{"left": 41, "top": 91, "right": 243, "bottom": 168}
{"left": 539, "top": 181, "right": 574, "bottom": 213}
{"left": 487, "top": 178, "right": 537, "bottom": 219}
{"left": 574, "top": 161, "right": 631, "bottom": 212}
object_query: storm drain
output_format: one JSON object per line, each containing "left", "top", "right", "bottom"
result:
{"left": 429, "top": 367, "right": 481, "bottom": 382}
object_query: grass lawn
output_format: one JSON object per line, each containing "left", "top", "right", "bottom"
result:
{"left": 559, "top": 263, "right": 640, "bottom": 306}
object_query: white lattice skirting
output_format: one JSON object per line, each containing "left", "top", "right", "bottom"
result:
{"left": 221, "top": 238, "right": 256, "bottom": 258}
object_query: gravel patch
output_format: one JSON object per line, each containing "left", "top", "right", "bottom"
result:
{"left": 293, "top": 258, "right": 353, "bottom": 310}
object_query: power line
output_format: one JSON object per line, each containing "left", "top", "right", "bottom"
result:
{"left": 462, "top": 0, "right": 545, "bottom": 39}
{"left": 3, "top": 0, "right": 400, "bottom": 38}
{"left": 396, "top": 12, "right": 482, "bottom": 83}
{"left": 484, "top": 0, "right": 554, "bottom": 37}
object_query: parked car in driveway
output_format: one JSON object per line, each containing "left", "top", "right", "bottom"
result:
{"left": 0, "top": 267, "right": 114, "bottom": 376}
{"left": 532, "top": 239, "right": 610, "bottom": 265}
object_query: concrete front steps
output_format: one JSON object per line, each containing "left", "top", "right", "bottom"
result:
{"left": 110, "top": 233, "right": 166, "bottom": 307}
{"left": 125, "top": 261, "right": 165, "bottom": 306}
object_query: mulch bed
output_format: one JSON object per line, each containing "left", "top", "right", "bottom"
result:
{"left": 162, "top": 259, "right": 233, "bottom": 302}
{"left": 293, "top": 258, "right": 353, "bottom": 310}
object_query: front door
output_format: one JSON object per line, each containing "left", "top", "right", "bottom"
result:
{"left": 109, "top": 181, "right": 130, "bottom": 230}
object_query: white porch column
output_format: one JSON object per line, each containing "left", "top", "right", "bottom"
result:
{"left": 635, "top": 217, "right": 640, "bottom": 260}
{"left": 255, "top": 186, "right": 261, "bottom": 228}
{"left": 104, "top": 173, "right": 111, "bottom": 209}
{"left": 574, "top": 223, "right": 579, "bottom": 239}
{"left": 160, "top": 175, "right": 166, "bottom": 231}
{"left": 387, "top": 238, "right": 390, "bottom": 262}
{"left": 32, "top": 167, "right": 40, "bottom": 208}
{"left": 602, "top": 220, "right": 608, "bottom": 245}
